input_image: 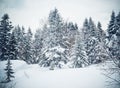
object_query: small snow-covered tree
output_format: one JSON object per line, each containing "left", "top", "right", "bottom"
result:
{"left": 4, "top": 58, "right": 14, "bottom": 82}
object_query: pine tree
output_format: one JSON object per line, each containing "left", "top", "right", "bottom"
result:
{"left": 105, "top": 11, "right": 120, "bottom": 86}
{"left": 23, "top": 28, "right": 33, "bottom": 64}
{"left": 71, "top": 30, "right": 89, "bottom": 68}
{"left": 0, "top": 14, "right": 13, "bottom": 61}
{"left": 9, "top": 32, "right": 18, "bottom": 60}
{"left": 12, "top": 26, "right": 26, "bottom": 61}
{"left": 94, "top": 22, "right": 109, "bottom": 63}
{"left": 4, "top": 58, "right": 14, "bottom": 82}
{"left": 97, "top": 22, "right": 105, "bottom": 41}
{"left": 116, "top": 12, "right": 120, "bottom": 60}
{"left": 32, "top": 29, "right": 43, "bottom": 63}
{"left": 48, "top": 8, "right": 62, "bottom": 27}
{"left": 107, "top": 11, "right": 116, "bottom": 36}
{"left": 39, "top": 8, "right": 69, "bottom": 69}
{"left": 82, "top": 18, "right": 90, "bottom": 40}
{"left": 88, "top": 17, "right": 97, "bottom": 37}
{"left": 107, "top": 11, "right": 120, "bottom": 63}
{"left": 82, "top": 18, "right": 107, "bottom": 64}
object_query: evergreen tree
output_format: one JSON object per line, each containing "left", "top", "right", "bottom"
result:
{"left": 82, "top": 18, "right": 90, "bottom": 40}
{"left": 12, "top": 26, "right": 26, "bottom": 61}
{"left": 83, "top": 18, "right": 107, "bottom": 64}
{"left": 97, "top": 22, "right": 105, "bottom": 41}
{"left": 23, "top": 28, "right": 33, "bottom": 64}
{"left": 107, "top": 11, "right": 116, "bottom": 37}
{"left": 0, "top": 14, "right": 13, "bottom": 61}
{"left": 4, "top": 58, "right": 14, "bottom": 82}
{"left": 95, "top": 22, "right": 109, "bottom": 63}
{"left": 107, "top": 11, "right": 120, "bottom": 64}
{"left": 88, "top": 17, "right": 97, "bottom": 37}
{"left": 115, "top": 13, "right": 120, "bottom": 84}
{"left": 71, "top": 30, "right": 89, "bottom": 68}
{"left": 39, "top": 8, "right": 69, "bottom": 69}
{"left": 48, "top": 8, "right": 63, "bottom": 48}
{"left": 48, "top": 8, "right": 62, "bottom": 27}
{"left": 9, "top": 32, "right": 18, "bottom": 60}
{"left": 32, "top": 29, "right": 43, "bottom": 63}
{"left": 113, "top": 12, "right": 120, "bottom": 66}
{"left": 105, "top": 12, "right": 120, "bottom": 86}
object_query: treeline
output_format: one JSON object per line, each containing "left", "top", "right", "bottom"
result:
{"left": 0, "top": 9, "right": 120, "bottom": 70}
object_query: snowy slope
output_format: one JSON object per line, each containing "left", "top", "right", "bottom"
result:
{"left": 0, "top": 60, "right": 115, "bottom": 88}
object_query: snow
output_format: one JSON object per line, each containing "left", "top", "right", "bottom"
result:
{"left": 0, "top": 60, "right": 115, "bottom": 88}
{"left": 50, "top": 45, "right": 65, "bottom": 53}
{"left": 45, "top": 45, "right": 65, "bottom": 58}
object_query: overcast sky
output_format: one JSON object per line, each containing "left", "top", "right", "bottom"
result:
{"left": 0, "top": 0, "right": 120, "bottom": 32}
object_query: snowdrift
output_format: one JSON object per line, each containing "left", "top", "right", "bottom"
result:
{"left": 0, "top": 60, "right": 116, "bottom": 88}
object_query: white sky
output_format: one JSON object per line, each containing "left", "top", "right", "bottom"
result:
{"left": 0, "top": 0, "right": 120, "bottom": 32}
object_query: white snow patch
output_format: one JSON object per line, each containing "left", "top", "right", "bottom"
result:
{"left": 0, "top": 60, "right": 116, "bottom": 88}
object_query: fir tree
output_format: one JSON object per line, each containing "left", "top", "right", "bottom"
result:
{"left": 39, "top": 8, "right": 69, "bottom": 69}
{"left": 97, "top": 22, "right": 103, "bottom": 41}
{"left": 0, "top": 14, "right": 13, "bottom": 61}
{"left": 105, "top": 11, "right": 120, "bottom": 86}
{"left": 88, "top": 17, "right": 96, "bottom": 37}
{"left": 107, "top": 11, "right": 116, "bottom": 37}
{"left": 12, "top": 26, "right": 26, "bottom": 61}
{"left": 4, "top": 58, "right": 14, "bottom": 82}
{"left": 71, "top": 30, "right": 89, "bottom": 68}
{"left": 9, "top": 32, "right": 18, "bottom": 60}
{"left": 82, "top": 18, "right": 89, "bottom": 40}
{"left": 33, "top": 28, "right": 43, "bottom": 63}
{"left": 107, "top": 11, "right": 120, "bottom": 63}
{"left": 83, "top": 18, "right": 107, "bottom": 64}
{"left": 24, "top": 28, "right": 33, "bottom": 64}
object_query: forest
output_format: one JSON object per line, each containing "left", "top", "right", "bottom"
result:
{"left": 0, "top": 8, "right": 120, "bottom": 88}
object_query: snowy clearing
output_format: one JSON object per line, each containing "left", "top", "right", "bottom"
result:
{"left": 0, "top": 60, "right": 116, "bottom": 88}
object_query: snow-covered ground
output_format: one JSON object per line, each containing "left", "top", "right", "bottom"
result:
{"left": 0, "top": 60, "right": 117, "bottom": 88}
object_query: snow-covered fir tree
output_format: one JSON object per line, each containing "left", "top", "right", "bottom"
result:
{"left": 32, "top": 28, "right": 43, "bottom": 63}
{"left": 39, "top": 8, "right": 69, "bottom": 69}
{"left": 71, "top": 30, "right": 89, "bottom": 68}
{"left": 107, "top": 11, "right": 116, "bottom": 38}
{"left": 82, "top": 18, "right": 96, "bottom": 64}
{"left": 88, "top": 17, "right": 97, "bottom": 37}
{"left": 12, "top": 26, "right": 26, "bottom": 61}
{"left": 23, "top": 28, "right": 33, "bottom": 64}
{"left": 83, "top": 18, "right": 108, "bottom": 64}
{"left": 4, "top": 58, "right": 14, "bottom": 82}
{"left": 107, "top": 11, "right": 120, "bottom": 67}
{"left": 61, "top": 22, "right": 78, "bottom": 63}
{"left": 8, "top": 32, "right": 18, "bottom": 60}
{"left": 96, "top": 22, "right": 106, "bottom": 42}
{"left": 0, "top": 14, "right": 13, "bottom": 61}
{"left": 106, "top": 11, "right": 120, "bottom": 85}
{"left": 94, "top": 22, "right": 109, "bottom": 63}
